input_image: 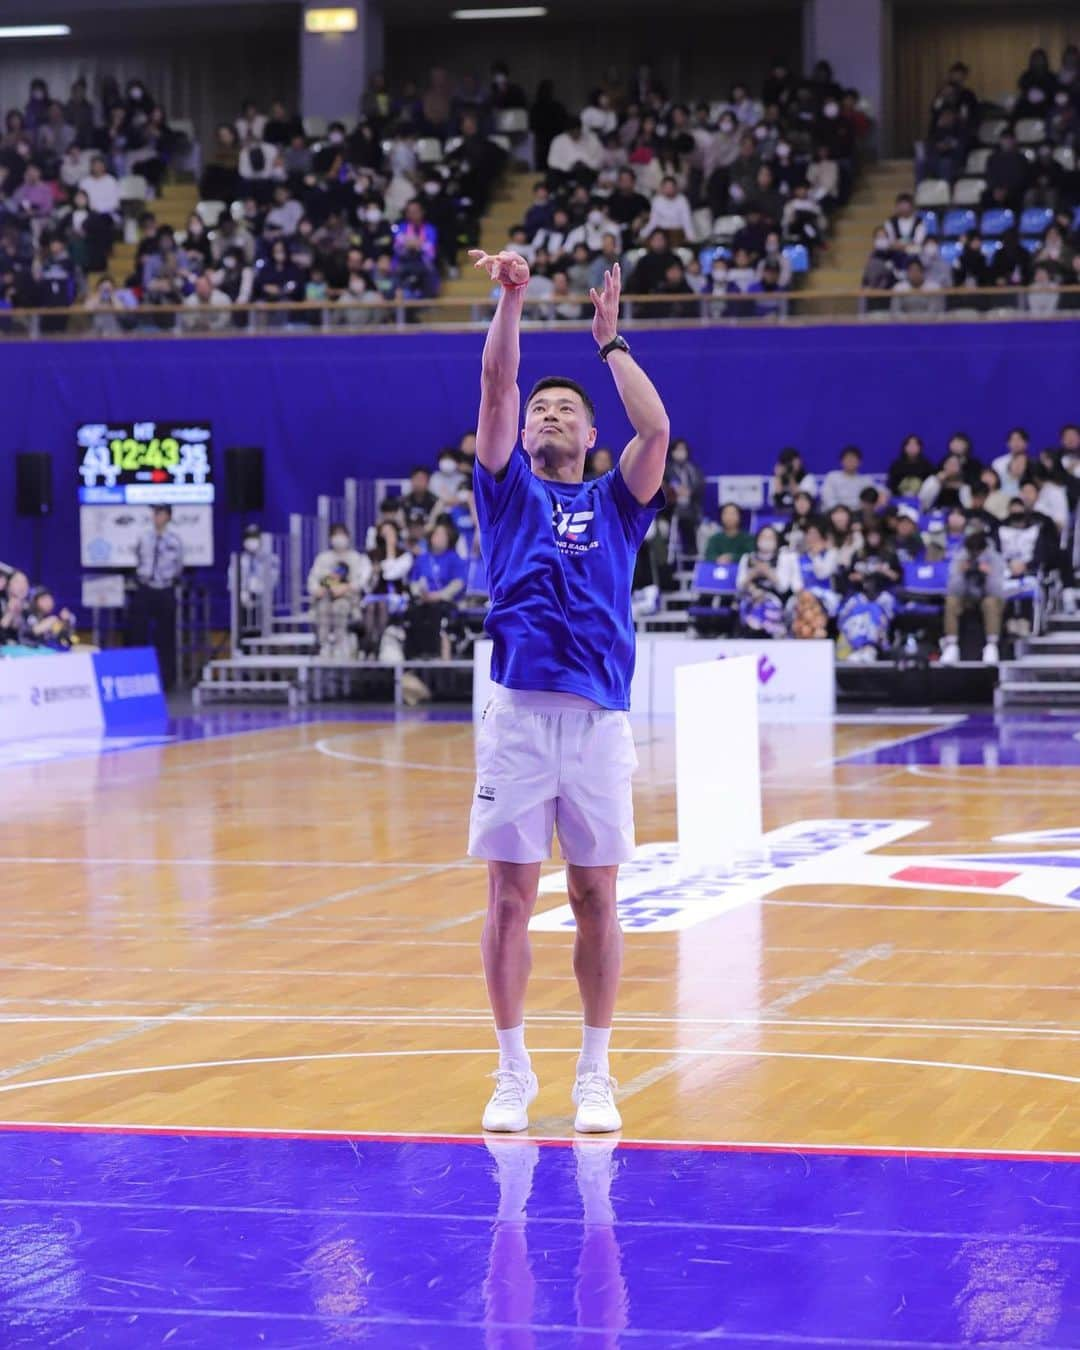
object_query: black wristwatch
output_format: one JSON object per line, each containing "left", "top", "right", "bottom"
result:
{"left": 598, "top": 335, "right": 631, "bottom": 362}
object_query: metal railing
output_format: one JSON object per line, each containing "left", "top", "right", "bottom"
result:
{"left": 6, "top": 284, "right": 1080, "bottom": 338}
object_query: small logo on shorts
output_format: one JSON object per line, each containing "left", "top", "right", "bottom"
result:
{"left": 477, "top": 783, "right": 496, "bottom": 802}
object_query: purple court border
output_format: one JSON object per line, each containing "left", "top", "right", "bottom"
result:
{"left": 0, "top": 1121, "right": 1075, "bottom": 1163}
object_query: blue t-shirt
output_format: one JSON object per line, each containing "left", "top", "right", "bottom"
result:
{"left": 474, "top": 451, "right": 662, "bottom": 710}
{"left": 412, "top": 548, "right": 468, "bottom": 593}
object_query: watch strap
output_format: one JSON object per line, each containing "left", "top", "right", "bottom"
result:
{"left": 598, "top": 335, "right": 630, "bottom": 362}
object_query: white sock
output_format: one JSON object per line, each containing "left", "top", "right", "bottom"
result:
{"left": 496, "top": 1023, "right": 529, "bottom": 1071}
{"left": 578, "top": 1024, "right": 612, "bottom": 1077}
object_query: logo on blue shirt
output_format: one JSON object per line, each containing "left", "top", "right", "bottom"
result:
{"left": 552, "top": 501, "right": 598, "bottom": 552}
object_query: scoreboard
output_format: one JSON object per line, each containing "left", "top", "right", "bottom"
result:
{"left": 77, "top": 421, "right": 214, "bottom": 505}
{"left": 78, "top": 421, "right": 215, "bottom": 567}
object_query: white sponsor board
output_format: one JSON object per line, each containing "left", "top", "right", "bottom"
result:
{"left": 80, "top": 504, "right": 213, "bottom": 568}
{"left": 473, "top": 637, "right": 834, "bottom": 724}
{"left": 0, "top": 653, "right": 103, "bottom": 738}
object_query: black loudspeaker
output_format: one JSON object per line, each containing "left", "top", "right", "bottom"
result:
{"left": 224, "top": 446, "right": 264, "bottom": 513}
{"left": 15, "top": 452, "right": 52, "bottom": 516}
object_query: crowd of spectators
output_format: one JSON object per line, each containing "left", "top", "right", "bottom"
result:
{"left": 0, "top": 562, "right": 77, "bottom": 653}
{"left": 673, "top": 423, "right": 1080, "bottom": 661}
{"left": 0, "top": 56, "right": 866, "bottom": 329}
{"left": 863, "top": 46, "right": 1080, "bottom": 310}
{"left": 500, "top": 58, "right": 869, "bottom": 317}
{"left": 0, "top": 75, "right": 195, "bottom": 315}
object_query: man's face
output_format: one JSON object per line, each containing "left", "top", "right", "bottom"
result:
{"left": 153, "top": 509, "right": 170, "bottom": 530}
{"left": 1007, "top": 432, "right": 1028, "bottom": 456}
{"left": 522, "top": 387, "right": 597, "bottom": 467}
{"left": 897, "top": 198, "right": 912, "bottom": 218}
{"left": 841, "top": 452, "right": 861, "bottom": 474}
{"left": 411, "top": 471, "right": 429, "bottom": 493}
{"left": 948, "top": 437, "right": 968, "bottom": 459}
{"left": 617, "top": 172, "right": 634, "bottom": 193}
{"left": 1020, "top": 483, "right": 1038, "bottom": 508}
{"left": 1061, "top": 428, "right": 1080, "bottom": 454}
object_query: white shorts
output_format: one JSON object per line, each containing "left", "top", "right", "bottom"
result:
{"left": 467, "top": 686, "right": 638, "bottom": 867}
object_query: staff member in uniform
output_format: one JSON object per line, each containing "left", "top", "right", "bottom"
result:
{"left": 130, "top": 504, "right": 184, "bottom": 688}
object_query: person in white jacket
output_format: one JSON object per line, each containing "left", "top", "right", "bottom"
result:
{"left": 639, "top": 177, "right": 696, "bottom": 244}
{"left": 307, "top": 524, "right": 372, "bottom": 658}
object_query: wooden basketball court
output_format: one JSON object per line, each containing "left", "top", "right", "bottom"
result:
{"left": 0, "top": 711, "right": 1075, "bottom": 1155}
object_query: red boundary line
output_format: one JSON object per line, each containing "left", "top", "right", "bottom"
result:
{"left": 0, "top": 1121, "right": 1075, "bottom": 1162}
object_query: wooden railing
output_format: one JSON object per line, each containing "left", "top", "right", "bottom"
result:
{"left": 3, "top": 284, "right": 1080, "bottom": 338}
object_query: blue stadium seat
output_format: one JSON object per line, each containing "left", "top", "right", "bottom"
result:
{"left": 750, "top": 512, "right": 789, "bottom": 534}
{"left": 782, "top": 244, "right": 810, "bottom": 273}
{"left": 1020, "top": 237, "right": 1040, "bottom": 254}
{"left": 692, "top": 561, "right": 738, "bottom": 595}
{"left": 943, "top": 209, "right": 978, "bottom": 238}
{"left": 939, "top": 241, "right": 962, "bottom": 264}
{"left": 980, "top": 240, "right": 1002, "bottom": 263}
{"left": 918, "top": 510, "right": 948, "bottom": 532}
{"left": 979, "top": 208, "right": 1015, "bottom": 238}
{"left": 1020, "top": 207, "right": 1054, "bottom": 237}
{"left": 921, "top": 210, "right": 940, "bottom": 238}
{"left": 697, "top": 245, "right": 731, "bottom": 272}
{"left": 902, "top": 560, "right": 950, "bottom": 594}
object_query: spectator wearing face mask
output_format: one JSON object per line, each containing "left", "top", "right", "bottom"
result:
{"left": 236, "top": 524, "right": 280, "bottom": 633}
{"left": 430, "top": 450, "right": 467, "bottom": 505}
{"left": 736, "top": 525, "right": 801, "bottom": 638}
{"left": 664, "top": 439, "right": 705, "bottom": 557}
{"left": 920, "top": 238, "right": 952, "bottom": 289}
{"left": 307, "top": 523, "right": 372, "bottom": 659}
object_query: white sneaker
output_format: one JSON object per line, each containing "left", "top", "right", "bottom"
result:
{"left": 939, "top": 640, "right": 960, "bottom": 666}
{"left": 482, "top": 1066, "right": 538, "bottom": 1132}
{"left": 572, "top": 1069, "right": 622, "bottom": 1133}
{"left": 982, "top": 641, "right": 999, "bottom": 665}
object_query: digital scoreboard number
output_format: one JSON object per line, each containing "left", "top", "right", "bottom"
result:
{"left": 77, "top": 421, "right": 214, "bottom": 505}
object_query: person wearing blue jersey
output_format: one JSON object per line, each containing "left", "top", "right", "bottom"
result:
{"left": 465, "top": 246, "right": 670, "bottom": 1135}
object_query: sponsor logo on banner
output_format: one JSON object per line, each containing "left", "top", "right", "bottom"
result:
{"left": 92, "top": 648, "right": 167, "bottom": 731}
{"left": 529, "top": 818, "right": 1080, "bottom": 932}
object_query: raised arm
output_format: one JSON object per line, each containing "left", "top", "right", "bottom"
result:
{"left": 590, "top": 263, "right": 670, "bottom": 504}
{"left": 469, "top": 249, "right": 530, "bottom": 476}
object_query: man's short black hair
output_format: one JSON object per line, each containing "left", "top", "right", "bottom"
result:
{"left": 526, "top": 376, "right": 596, "bottom": 425}
{"left": 409, "top": 464, "right": 430, "bottom": 478}
{"left": 840, "top": 444, "right": 862, "bottom": 461}
{"left": 153, "top": 504, "right": 172, "bottom": 518}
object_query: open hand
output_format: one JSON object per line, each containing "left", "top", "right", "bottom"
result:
{"left": 589, "top": 262, "right": 621, "bottom": 346}
{"left": 468, "top": 249, "right": 530, "bottom": 288}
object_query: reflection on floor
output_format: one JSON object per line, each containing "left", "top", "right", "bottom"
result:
{"left": 1, "top": 1128, "right": 1077, "bottom": 1348}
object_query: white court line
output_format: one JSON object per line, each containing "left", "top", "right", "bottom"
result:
{"left": 1, "top": 1117, "right": 1075, "bottom": 1159}
{"left": 0, "top": 855, "right": 486, "bottom": 869}
{"left": 2, "top": 1195, "right": 1075, "bottom": 1245}
{"left": 238, "top": 860, "right": 476, "bottom": 928}
{"left": 0, "top": 1046, "right": 1075, "bottom": 1099}
{"left": 823, "top": 719, "right": 966, "bottom": 766}
{"left": 315, "top": 731, "right": 475, "bottom": 774}
{"left": 0, "top": 1012, "right": 1077, "bottom": 1039}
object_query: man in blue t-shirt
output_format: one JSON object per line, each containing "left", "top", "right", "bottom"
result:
{"left": 465, "top": 246, "right": 669, "bottom": 1136}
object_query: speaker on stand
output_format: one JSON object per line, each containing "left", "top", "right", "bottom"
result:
{"left": 15, "top": 451, "right": 52, "bottom": 583}
{"left": 224, "top": 447, "right": 265, "bottom": 514}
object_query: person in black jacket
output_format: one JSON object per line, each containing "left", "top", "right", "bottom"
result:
{"left": 887, "top": 434, "right": 936, "bottom": 497}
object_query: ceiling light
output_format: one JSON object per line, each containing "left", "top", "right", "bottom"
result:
{"left": 0, "top": 24, "right": 72, "bottom": 38}
{"left": 452, "top": 7, "right": 548, "bottom": 19}
{"left": 304, "top": 8, "right": 358, "bottom": 33}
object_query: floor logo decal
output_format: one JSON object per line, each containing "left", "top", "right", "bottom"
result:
{"left": 530, "top": 818, "right": 1080, "bottom": 931}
